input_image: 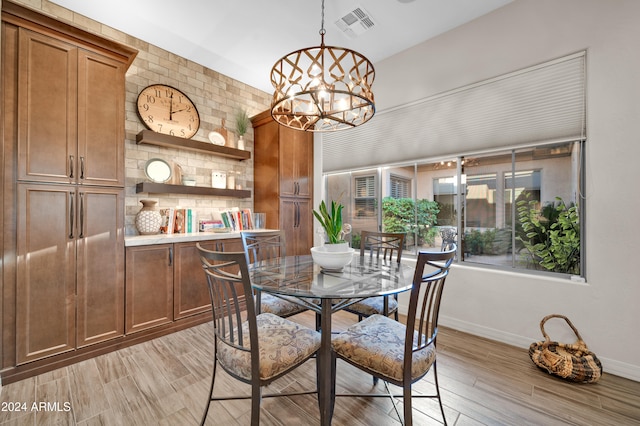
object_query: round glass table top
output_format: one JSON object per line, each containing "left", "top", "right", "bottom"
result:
{"left": 250, "top": 254, "right": 414, "bottom": 299}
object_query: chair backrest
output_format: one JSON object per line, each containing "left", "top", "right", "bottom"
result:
{"left": 196, "top": 244, "right": 259, "bottom": 373}
{"left": 440, "top": 227, "right": 457, "bottom": 251}
{"left": 403, "top": 245, "right": 456, "bottom": 381}
{"left": 241, "top": 230, "right": 286, "bottom": 268}
{"left": 359, "top": 230, "right": 405, "bottom": 263}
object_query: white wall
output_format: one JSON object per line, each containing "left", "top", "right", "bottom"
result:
{"left": 363, "top": 0, "right": 640, "bottom": 380}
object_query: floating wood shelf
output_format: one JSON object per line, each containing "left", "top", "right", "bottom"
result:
{"left": 136, "top": 182, "right": 251, "bottom": 198}
{"left": 136, "top": 130, "right": 251, "bottom": 161}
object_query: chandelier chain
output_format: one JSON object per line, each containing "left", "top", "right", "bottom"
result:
{"left": 319, "top": 0, "right": 326, "bottom": 37}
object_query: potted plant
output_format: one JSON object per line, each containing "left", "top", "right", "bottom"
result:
{"left": 313, "top": 200, "right": 351, "bottom": 251}
{"left": 234, "top": 107, "right": 250, "bottom": 150}
{"left": 312, "top": 200, "right": 353, "bottom": 270}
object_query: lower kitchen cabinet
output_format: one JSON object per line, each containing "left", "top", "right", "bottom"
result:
{"left": 125, "top": 238, "right": 243, "bottom": 334}
{"left": 125, "top": 244, "right": 173, "bottom": 334}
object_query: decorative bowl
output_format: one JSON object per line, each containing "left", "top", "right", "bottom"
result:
{"left": 310, "top": 246, "right": 355, "bottom": 271}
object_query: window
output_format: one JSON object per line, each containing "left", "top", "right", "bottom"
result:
{"left": 354, "top": 175, "right": 376, "bottom": 218}
{"left": 390, "top": 175, "right": 410, "bottom": 199}
{"left": 323, "top": 140, "right": 584, "bottom": 278}
{"left": 505, "top": 170, "right": 541, "bottom": 226}
{"left": 433, "top": 176, "right": 457, "bottom": 227}
{"left": 465, "top": 173, "right": 497, "bottom": 228}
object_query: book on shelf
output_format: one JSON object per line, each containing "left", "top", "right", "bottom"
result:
{"left": 174, "top": 208, "right": 186, "bottom": 233}
{"left": 186, "top": 209, "right": 197, "bottom": 233}
{"left": 215, "top": 207, "right": 254, "bottom": 231}
{"left": 159, "top": 208, "right": 175, "bottom": 234}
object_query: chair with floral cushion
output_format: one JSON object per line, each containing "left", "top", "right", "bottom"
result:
{"left": 332, "top": 245, "right": 456, "bottom": 426}
{"left": 241, "top": 230, "right": 308, "bottom": 318}
{"left": 196, "top": 244, "right": 321, "bottom": 426}
{"left": 344, "top": 231, "right": 405, "bottom": 321}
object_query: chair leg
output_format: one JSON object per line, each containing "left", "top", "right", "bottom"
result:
{"left": 403, "top": 383, "right": 413, "bottom": 426}
{"left": 433, "top": 361, "right": 447, "bottom": 426}
{"left": 251, "top": 382, "right": 261, "bottom": 426}
{"left": 200, "top": 358, "right": 218, "bottom": 426}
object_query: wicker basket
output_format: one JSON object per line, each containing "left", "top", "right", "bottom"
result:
{"left": 529, "top": 314, "right": 602, "bottom": 383}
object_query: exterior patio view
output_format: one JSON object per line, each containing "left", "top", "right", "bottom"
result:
{"left": 325, "top": 140, "right": 582, "bottom": 277}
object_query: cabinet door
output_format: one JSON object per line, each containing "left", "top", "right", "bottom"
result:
{"left": 16, "top": 183, "right": 76, "bottom": 364}
{"left": 17, "top": 28, "right": 77, "bottom": 184}
{"left": 76, "top": 187, "right": 124, "bottom": 347}
{"left": 279, "top": 126, "right": 313, "bottom": 198}
{"left": 173, "top": 238, "right": 244, "bottom": 320}
{"left": 173, "top": 241, "right": 215, "bottom": 320}
{"left": 295, "top": 198, "right": 313, "bottom": 254}
{"left": 125, "top": 245, "right": 173, "bottom": 334}
{"left": 77, "top": 49, "right": 125, "bottom": 186}
{"left": 280, "top": 198, "right": 313, "bottom": 256}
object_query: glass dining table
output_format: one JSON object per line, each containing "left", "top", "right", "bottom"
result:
{"left": 250, "top": 253, "right": 415, "bottom": 426}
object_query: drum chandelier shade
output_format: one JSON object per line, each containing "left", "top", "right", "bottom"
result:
{"left": 270, "top": 0, "right": 375, "bottom": 132}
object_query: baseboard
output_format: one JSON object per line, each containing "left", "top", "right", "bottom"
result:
{"left": 439, "top": 315, "right": 640, "bottom": 382}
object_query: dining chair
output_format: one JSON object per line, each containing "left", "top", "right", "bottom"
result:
{"left": 344, "top": 231, "right": 405, "bottom": 321}
{"left": 241, "top": 230, "right": 308, "bottom": 318}
{"left": 196, "top": 244, "right": 321, "bottom": 426}
{"left": 440, "top": 226, "right": 457, "bottom": 251}
{"left": 332, "top": 245, "right": 456, "bottom": 426}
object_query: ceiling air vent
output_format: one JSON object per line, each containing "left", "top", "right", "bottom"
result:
{"left": 334, "top": 5, "right": 375, "bottom": 38}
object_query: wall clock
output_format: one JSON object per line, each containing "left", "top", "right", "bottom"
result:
{"left": 137, "top": 84, "right": 200, "bottom": 139}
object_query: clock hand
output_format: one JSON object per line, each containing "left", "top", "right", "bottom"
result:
{"left": 168, "top": 92, "right": 174, "bottom": 121}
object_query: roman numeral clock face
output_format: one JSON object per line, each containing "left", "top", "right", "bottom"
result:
{"left": 136, "top": 84, "right": 200, "bottom": 138}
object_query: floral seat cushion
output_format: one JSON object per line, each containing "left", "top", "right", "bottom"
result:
{"left": 260, "top": 293, "right": 307, "bottom": 317}
{"left": 347, "top": 296, "right": 398, "bottom": 316}
{"left": 332, "top": 314, "right": 436, "bottom": 382}
{"left": 217, "top": 313, "right": 321, "bottom": 381}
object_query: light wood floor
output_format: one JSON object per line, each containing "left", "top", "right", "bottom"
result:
{"left": 1, "top": 310, "right": 639, "bottom": 425}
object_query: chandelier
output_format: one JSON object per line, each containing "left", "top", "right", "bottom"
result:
{"left": 270, "top": 0, "right": 375, "bottom": 132}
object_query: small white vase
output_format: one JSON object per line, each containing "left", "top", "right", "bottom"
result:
{"left": 237, "top": 135, "right": 245, "bottom": 150}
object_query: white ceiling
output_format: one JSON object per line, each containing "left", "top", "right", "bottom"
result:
{"left": 50, "top": 0, "right": 512, "bottom": 93}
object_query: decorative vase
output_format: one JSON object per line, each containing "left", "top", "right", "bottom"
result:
{"left": 237, "top": 135, "right": 245, "bottom": 150}
{"left": 310, "top": 246, "right": 355, "bottom": 271}
{"left": 135, "top": 199, "right": 162, "bottom": 235}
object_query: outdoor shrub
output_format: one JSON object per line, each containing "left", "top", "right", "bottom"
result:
{"left": 516, "top": 196, "right": 580, "bottom": 274}
{"left": 382, "top": 197, "right": 439, "bottom": 246}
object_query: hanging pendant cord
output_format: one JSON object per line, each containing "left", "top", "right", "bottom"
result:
{"left": 319, "top": 0, "right": 326, "bottom": 43}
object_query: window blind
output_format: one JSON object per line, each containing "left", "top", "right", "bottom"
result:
{"left": 390, "top": 175, "right": 410, "bottom": 199}
{"left": 322, "top": 51, "right": 586, "bottom": 173}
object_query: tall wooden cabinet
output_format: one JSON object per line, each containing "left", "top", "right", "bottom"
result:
{"left": 2, "top": 2, "right": 137, "bottom": 370}
{"left": 251, "top": 110, "right": 314, "bottom": 255}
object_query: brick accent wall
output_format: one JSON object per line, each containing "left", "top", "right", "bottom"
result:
{"left": 10, "top": 0, "right": 271, "bottom": 235}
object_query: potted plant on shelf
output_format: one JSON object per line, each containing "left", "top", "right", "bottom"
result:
{"left": 234, "top": 107, "right": 250, "bottom": 150}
